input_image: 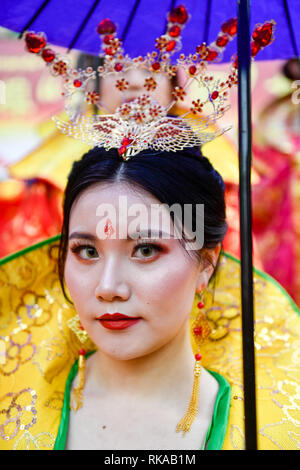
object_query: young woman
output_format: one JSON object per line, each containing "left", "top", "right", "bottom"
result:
{"left": 0, "top": 145, "right": 299, "bottom": 450}
{"left": 58, "top": 145, "right": 227, "bottom": 450}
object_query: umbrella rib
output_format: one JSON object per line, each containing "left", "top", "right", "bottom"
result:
{"left": 121, "top": 0, "right": 142, "bottom": 43}
{"left": 67, "top": 0, "right": 102, "bottom": 52}
{"left": 282, "top": 0, "right": 299, "bottom": 58}
{"left": 202, "top": 0, "right": 212, "bottom": 44}
{"left": 18, "top": 0, "right": 51, "bottom": 38}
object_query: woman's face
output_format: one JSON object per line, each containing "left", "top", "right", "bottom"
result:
{"left": 64, "top": 182, "right": 218, "bottom": 361}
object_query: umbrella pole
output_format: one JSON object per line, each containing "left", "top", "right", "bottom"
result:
{"left": 237, "top": 0, "right": 257, "bottom": 450}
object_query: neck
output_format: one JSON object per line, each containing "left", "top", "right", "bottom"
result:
{"left": 86, "top": 324, "right": 195, "bottom": 401}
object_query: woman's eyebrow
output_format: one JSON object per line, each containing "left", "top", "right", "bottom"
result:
{"left": 128, "top": 229, "right": 174, "bottom": 239}
{"left": 69, "top": 232, "right": 97, "bottom": 242}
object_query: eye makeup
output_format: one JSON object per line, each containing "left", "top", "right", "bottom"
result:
{"left": 69, "top": 236, "right": 166, "bottom": 262}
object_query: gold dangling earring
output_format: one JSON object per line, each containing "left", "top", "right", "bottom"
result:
{"left": 176, "top": 290, "right": 211, "bottom": 435}
{"left": 67, "top": 314, "right": 89, "bottom": 411}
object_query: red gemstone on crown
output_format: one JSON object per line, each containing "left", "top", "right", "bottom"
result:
{"left": 79, "top": 349, "right": 86, "bottom": 356}
{"left": 221, "top": 18, "right": 238, "bottom": 36}
{"left": 41, "top": 48, "right": 55, "bottom": 62}
{"left": 251, "top": 41, "right": 261, "bottom": 57}
{"left": 189, "top": 65, "right": 197, "bottom": 75}
{"left": 97, "top": 19, "right": 117, "bottom": 35}
{"left": 104, "top": 47, "right": 116, "bottom": 56}
{"left": 166, "top": 40, "right": 177, "bottom": 52}
{"left": 152, "top": 61, "right": 161, "bottom": 71}
{"left": 197, "top": 301, "right": 205, "bottom": 309}
{"left": 195, "top": 353, "right": 202, "bottom": 361}
{"left": 216, "top": 34, "right": 229, "bottom": 48}
{"left": 168, "top": 25, "right": 181, "bottom": 37}
{"left": 103, "top": 34, "right": 115, "bottom": 45}
{"left": 168, "top": 5, "right": 188, "bottom": 24}
{"left": 25, "top": 32, "right": 47, "bottom": 53}
{"left": 118, "top": 146, "right": 127, "bottom": 156}
{"left": 206, "top": 48, "right": 218, "bottom": 61}
{"left": 252, "top": 22, "right": 274, "bottom": 47}
{"left": 121, "top": 137, "right": 133, "bottom": 147}
{"left": 114, "top": 62, "right": 123, "bottom": 71}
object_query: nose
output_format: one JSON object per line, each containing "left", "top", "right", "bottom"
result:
{"left": 94, "top": 257, "right": 131, "bottom": 302}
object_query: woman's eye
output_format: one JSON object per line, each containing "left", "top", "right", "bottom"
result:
{"left": 133, "top": 243, "right": 162, "bottom": 259}
{"left": 71, "top": 244, "right": 99, "bottom": 260}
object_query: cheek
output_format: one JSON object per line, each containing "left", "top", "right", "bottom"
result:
{"left": 141, "top": 261, "right": 197, "bottom": 322}
{"left": 64, "top": 254, "right": 92, "bottom": 310}
{"left": 64, "top": 256, "right": 78, "bottom": 302}
{"left": 153, "top": 254, "right": 196, "bottom": 295}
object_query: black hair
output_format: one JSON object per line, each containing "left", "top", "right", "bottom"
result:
{"left": 58, "top": 146, "right": 227, "bottom": 301}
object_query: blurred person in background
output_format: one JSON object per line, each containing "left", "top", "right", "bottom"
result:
{"left": 252, "top": 58, "right": 300, "bottom": 305}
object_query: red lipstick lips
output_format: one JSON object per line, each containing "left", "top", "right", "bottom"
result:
{"left": 97, "top": 313, "right": 141, "bottom": 330}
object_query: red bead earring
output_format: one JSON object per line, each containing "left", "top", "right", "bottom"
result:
{"left": 176, "top": 290, "right": 211, "bottom": 435}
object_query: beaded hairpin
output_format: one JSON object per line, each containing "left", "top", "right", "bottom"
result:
{"left": 23, "top": 4, "right": 275, "bottom": 160}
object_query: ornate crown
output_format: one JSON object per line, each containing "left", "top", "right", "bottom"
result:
{"left": 22, "top": 5, "right": 275, "bottom": 160}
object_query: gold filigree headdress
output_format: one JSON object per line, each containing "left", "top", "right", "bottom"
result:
{"left": 22, "top": 4, "right": 275, "bottom": 161}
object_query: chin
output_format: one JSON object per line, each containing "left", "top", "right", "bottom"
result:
{"left": 94, "top": 336, "right": 163, "bottom": 362}
{"left": 101, "top": 347, "right": 149, "bottom": 361}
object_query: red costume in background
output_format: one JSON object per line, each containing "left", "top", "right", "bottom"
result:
{"left": 0, "top": 177, "right": 62, "bottom": 258}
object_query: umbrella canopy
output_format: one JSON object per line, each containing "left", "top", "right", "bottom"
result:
{"left": 1, "top": 0, "right": 299, "bottom": 60}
